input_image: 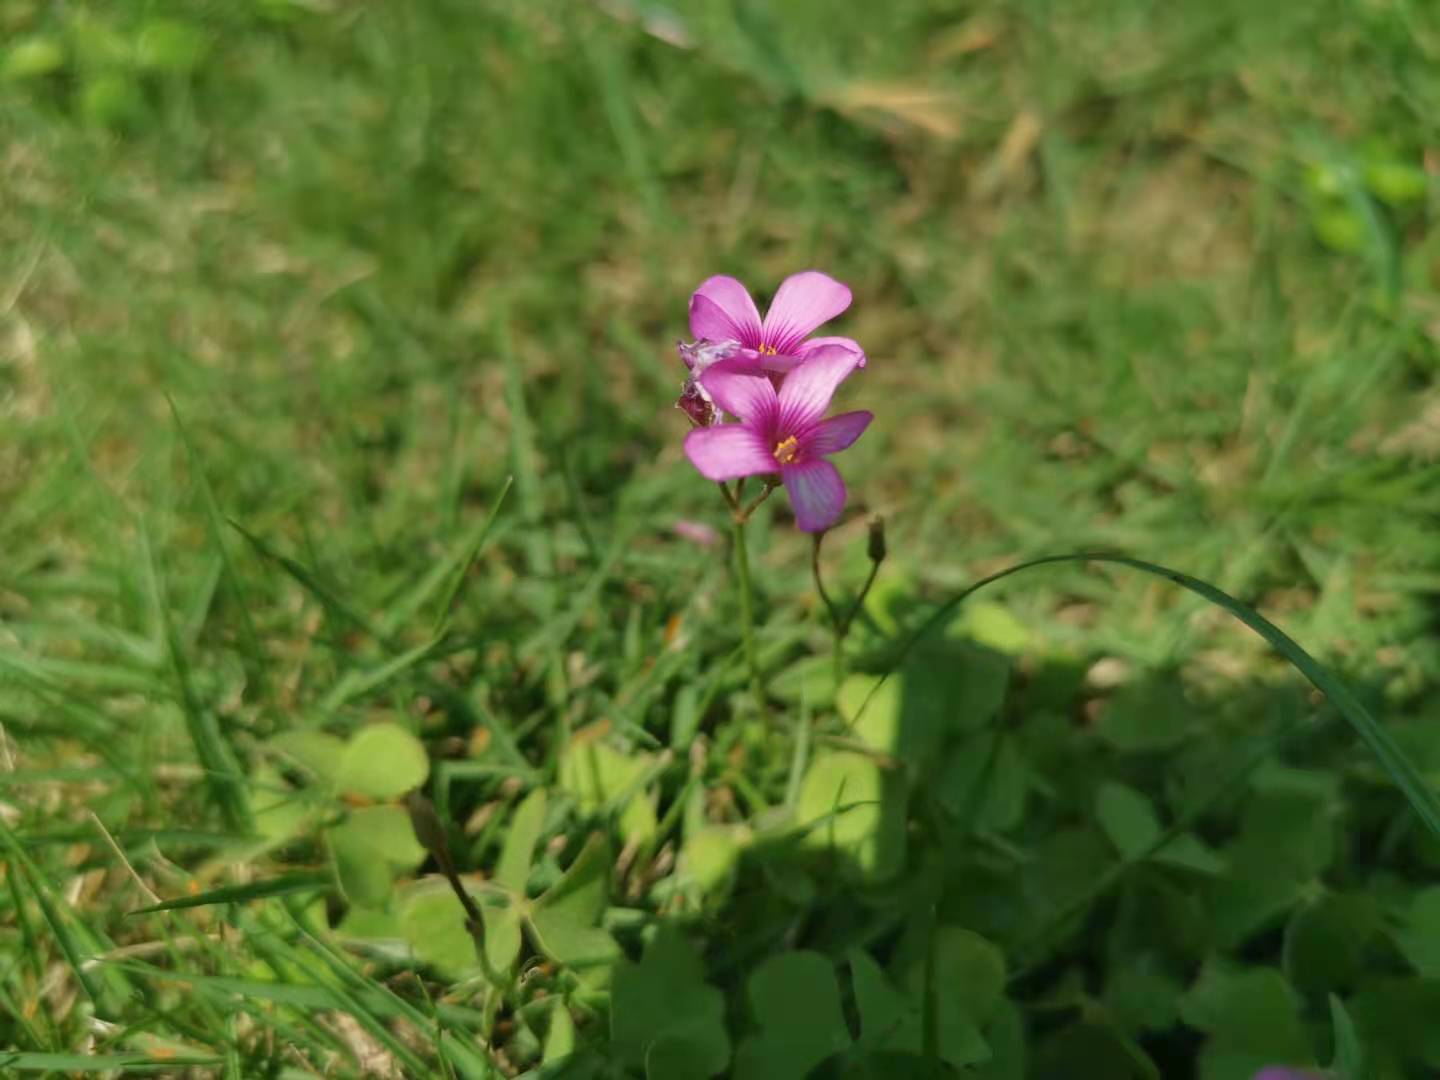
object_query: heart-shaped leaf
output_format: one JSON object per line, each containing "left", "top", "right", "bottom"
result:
{"left": 732, "top": 952, "right": 852, "bottom": 1080}
{"left": 496, "top": 788, "right": 548, "bottom": 895}
{"left": 611, "top": 926, "right": 730, "bottom": 1079}
{"left": 1097, "top": 781, "right": 1162, "bottom": 859}
{"left": 268, "top": 730, "right": 346, "bottom": 785}
{"left": 681, "top": 825, "right": 749, "bottom": 895}
{"left": 397, "top": 880, "right": 482, "bottom": 980}
{"left": 336, "top": 723, "right": 429, "bottom": 798}
{"left": 797, "top": 750, "right": 905, "bottom": 882}
{"left": 1182, "top": 965, "right": 1313, "bottom": 1075}
{"left": 559, "top": 739, "right": 657, "bottom": 844}
{"left": 850, "top": 949, "right": 922, "bottom": 1054}
{"left": 528, "top": 834, "right": 620, "bottom": 985}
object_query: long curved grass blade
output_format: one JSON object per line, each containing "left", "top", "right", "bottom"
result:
{"left": 129, "top": 872, "right": 330, "bottom": 915}
{"left": 371, "top": 477, "right": 513, "bottom": 639}
{"left": 143, "top": 518, "right": 251, "bottom": 833}
{"left": 428, "top": 474, "right": 513, "bottom": 635}
{"left": 0, "top": 822, "right": 101, "bottom": 1005}
{"left": 167, "top": 396, "right": 268, "bottom": 699}
{"left": 0, "top": 1052, "right": 221, "bottom": 1072}
{"left": 851, "top": 553, "right": 1440, "bottom": 839}
{"left": 228, "top": 519, "right": 381, "bottom": 641}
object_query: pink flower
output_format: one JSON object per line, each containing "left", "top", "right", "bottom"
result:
{"left": 688, "top": 271, "right": 865, "bottom": 376}
{"left": 683, "top": 346, "right": 872, "bottom": 532}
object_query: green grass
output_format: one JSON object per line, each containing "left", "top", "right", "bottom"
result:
{"left": 4, "top": 0, "right": 1440, "bottom": 1076}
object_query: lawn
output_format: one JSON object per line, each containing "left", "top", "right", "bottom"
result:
{"left": 3, "top": 1, "right": 1440, "bottom": 1077}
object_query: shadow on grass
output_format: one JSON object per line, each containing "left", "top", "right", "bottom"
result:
{"left": 641, "top": 616, "right": 1440, "bottom": 1080}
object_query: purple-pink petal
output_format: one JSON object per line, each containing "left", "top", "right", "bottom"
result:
{"left": 776, "top": 345, "right": 862, "bottom": 435}
{"left": 678, "top": 338, "right": 742, "bottom": 373}
{"left": 1250, "top": 1070, "right": 1323, "bottom": 1080}
{"left": 802, "top": 410, "right": 873, "bottom": 456}
{"left": 684, "top": 425, "right": 777, "bottom": 482}
{"left": 762, "top": 271, "right": 852, "bottom": 355}
{"left": 690, "top": 276, "right": 763, "bottom": 346}
{"left": 698, "top": 362, "right": 779, "bottom": 427}
{"left": 782, "top": 458, "right": 847, "bottom": 532}
{"left": 796, "top": 334, "right": 868, "bottom": 369}
{"left": 714, "top": 346, "right": 801, "bottom": 378}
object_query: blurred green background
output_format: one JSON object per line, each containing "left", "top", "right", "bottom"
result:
{"left": 6, "top": 0, "right": 1440, "bottom": 674}
{"left": 3, "top": 1, "right": 1440, "bottom": 1077}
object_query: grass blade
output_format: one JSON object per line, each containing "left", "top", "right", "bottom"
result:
{"left": 518, "top": 525, "right": 631, "bottom": 662}
{"left": 167, "top": 396, "right": 268, "bottom": 699}
{"left": 283, "top": 925, "right": 431, "bottom": 1076}
{"left": 375, "top": 475, "right": 512, "bottom": 637}
{"left": 142, "top": 518, "right": 251, "bottom": 833}
{"left": 228, "top": 518, "right": 381, "bottom": 641}
{"left": 430, "top": 474, "right": 513, "bottom": 635}
{"left": 853, "top": 552, "right": 1440, "bottom": 839}
{"left": 319, "top": 635, "right": 444, "bottom": 713}
{"left": 0, "top": 1053, "right": 220, "bottom": 1073}
{"left": 129, "top": 872, "right": 331, "bottom": 915}
{"left": 0, "top": 820, "right": 104, "bottom": 1007}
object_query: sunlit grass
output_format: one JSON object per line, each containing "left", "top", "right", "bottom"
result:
{"left": 3, "top": 0, "right": 1440, "bottom": 1075}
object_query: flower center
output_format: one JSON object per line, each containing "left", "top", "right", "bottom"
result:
{"left": 758, "top": 343, "right": 778, "bottom": 355}
{"left": 773, "top": 435, "right": 800, "bottom": 464}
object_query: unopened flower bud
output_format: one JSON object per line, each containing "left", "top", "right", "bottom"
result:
{"left": 867, "top": 514, "right": 887, "bottom": 563}
{"left": 676, "top": 381, "right": 717, "bottom": 427}
{"left": 676, "top": 339, "right": 743, "bottom": 427}
{"left": 405, "top": 790, "right": 449, "bottom": 862}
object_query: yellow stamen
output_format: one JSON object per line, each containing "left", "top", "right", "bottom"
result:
{"left": 773, "top": 436, "right": 800, "bottom": 464}
{"left": 758, "top": 343, "right": 778, "bottom": 355}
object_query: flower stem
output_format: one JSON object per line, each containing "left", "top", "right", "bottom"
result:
{"left": 731, "top": 513, "right": 767, "bottom": 715}
{"left": 841, "top": 558, "right": 883, "bottom": 632}
{"left": 812, "top": 533, "right": 845, "bottom": 687}
{"left": 739, "top": 481, "right": 777, "bottom": 521}
{"left": 811, "top": 522, "right": 886, "bottom": 693}
{"left": 811, "top": 533, "right": 841, "bottom": 626}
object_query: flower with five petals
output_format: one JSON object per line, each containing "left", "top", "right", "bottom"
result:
{"left": 688, "top": 270, "right": 866, "bottom": 375}
{"left": 683, "top": 346, "right": 871, "bottom": 532}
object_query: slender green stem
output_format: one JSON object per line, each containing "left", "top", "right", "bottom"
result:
{"left": 840, "top": 558, "right": 882, "bottom": 634}
{"left": 812, "top": 529, "right": 884, "bottom": 692}
{"left": 731, "top": 513, "right": 767, "bottom": 715}
{"left": 832, "top": 558, "right": 881, "bottom": 689}
{"left": 811, "top": 533, "right": 844, "bottom": 688}
{"left": 811, "top": 533, "right": 841, "bottom": 626}
{"left": 739, "top": 481, "right": 777, "bottom": 520}
{"left": 403, "top": 792, "right": 507, "bottom": 989}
